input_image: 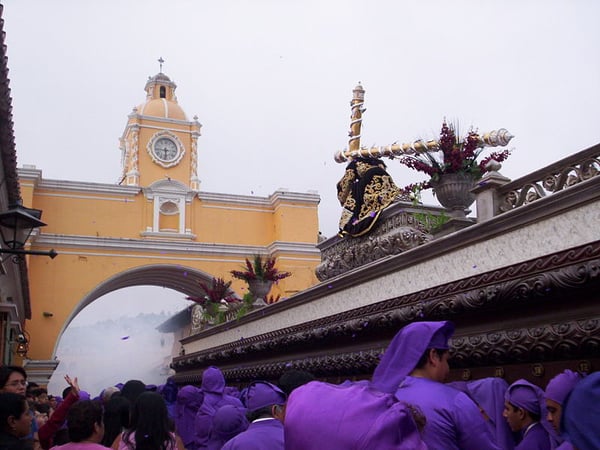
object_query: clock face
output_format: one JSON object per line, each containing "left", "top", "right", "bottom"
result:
{"left": 153, "top": 138, "right": 178, "bottom": 161}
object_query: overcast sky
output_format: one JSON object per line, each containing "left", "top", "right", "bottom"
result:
{"left": 2, "top": 1, "right": 600, "bottom": 323}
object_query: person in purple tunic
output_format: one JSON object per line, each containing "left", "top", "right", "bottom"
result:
{"left": 207, "top": 405, "right": 248, "bottom": 450}
{"left": 175, "top": 385, "right": 204, "bottom": 450}
{"left": 448, "top": 377, "right": 515, "bottom": 450}
{"left": 372, "top": 320, "right": 501, "bottom": 450}
{"left": 503, "top": 379, "right": 552, "bottom": 450}
{"left": 194, "top": 367, "right": 243, "bottom": 450}
{"left": 544, "top": 370, "right": 582, "bottom": 450}
{"left": 221, "top": 381, "right": 286, "bottom": 450}
{"left": 561, "top": 371, "right": 600, "bottom": 450}
{"left": 161, "top": 379, "right": 179, "bottom": 422}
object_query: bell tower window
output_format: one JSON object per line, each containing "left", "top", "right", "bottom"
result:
{"left": 160, "top": 86, "right": 166, "bottom": 98}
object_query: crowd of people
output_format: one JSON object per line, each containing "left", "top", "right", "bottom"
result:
{"left": 1, "top": 320, "right": 599, "bottom": 450}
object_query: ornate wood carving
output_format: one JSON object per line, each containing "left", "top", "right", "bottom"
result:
{"left": 172, "top": 242, "right": 600, "bottom": 383}
{"left": 316, "top": 209, "right": 432, "bottom": 281}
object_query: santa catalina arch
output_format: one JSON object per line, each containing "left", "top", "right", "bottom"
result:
{"left": 18, "top": 71, "right": 320, "bottom": 381}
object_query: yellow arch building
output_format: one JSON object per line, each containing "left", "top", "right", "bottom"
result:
{"left": 18, "top": 71, "right": 321, "bottom": 382}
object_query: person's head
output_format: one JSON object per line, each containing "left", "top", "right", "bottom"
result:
{"left": 101, "top": 386, "right": 120, "bottom": 405}
{"left": 241, "top": 381, "right": 286, "bottom": 422}
{"left": 503, "top": 380, "right": 543, "bottom": 432}
{"left": 101, "top": 395, "right": 131, "bottom": 447}
{"left": 371, "top": 321, "right": 454, "bottom": 393}
{"left": 0, "top": 392, "right": 32, "bottom": 438}
{"left": 278, "top": 370, "right": 316, "bottom": 396}
{"left": 30, "top": 387, "right": 49, "bottom": 404}
{"left": 33, "top": 402, "right": 51, "bottom": 428}
{"left": 211, "top": 405, "right": 248, "bottom": 444}
{"left": 26, "top": 382, "right": 39, "bottom": 399}
{"left": 414, "top": 348, "right": 450, "bottom": 382}
{"left": 48, "top": 395, "right": 58, "bottom": 410}
{"left": 0, "top": 366, "right": 28, "bottom": 395}
{"left": 201, "top": 366, "right": 225, "bottom": 394}
{"left": 561, "top": 371, "right": 600, "bottom": 450}
{"left": 544, "top": 370, "right": 582, "bottom": 433}
{"left": 67, "top": 400, "right": 104, "bottom": 443}
{"left": 161, "top": 379, "right": 178, "bottom": 404}
{"left": 126, "top": 391, "right": 175, "bottom": 450}
{"left": 120, "top": 379, "right": 147, "bottom": 406}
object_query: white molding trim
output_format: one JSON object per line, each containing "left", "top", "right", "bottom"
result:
{"left": 29, "top": 179, "right": 140, "bottom": 196}
{"left": 32, "top": 234, "right": 321, "bottom": 257}
{"left": 198, "top": 190, "right": 320, "bottom": 207}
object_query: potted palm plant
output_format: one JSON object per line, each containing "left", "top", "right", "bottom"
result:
{"left": 186, "top": 277, "right": 239, "bottom": 327}
{"left": 230, "top": 255, "right": 291, "bottom": 305}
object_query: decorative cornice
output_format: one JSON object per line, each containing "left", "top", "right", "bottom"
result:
{"left": 172, "top": 317, "right": 600, "bottom": 384}
{"left": 198, "top": 190, "right": 320, "bottom": 208}
{"left": 451, "top": 318, "right": 600, "bottom": 367}
{"left": 31, "top": 233, "right": 320, "bottom": 258}
{"left": 19, "top": 176, "right": 142, "bottom": 196}
{"left": 174, "top": 242, "right": 600, "bottom": 379}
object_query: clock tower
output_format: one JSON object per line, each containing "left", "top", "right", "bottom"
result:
{"left": 119, "top": 71, "right": 201, "bottom": 190}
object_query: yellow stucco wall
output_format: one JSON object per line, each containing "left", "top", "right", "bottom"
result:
{"left": 20, "top": 181, "right": 320, "bottom": 361}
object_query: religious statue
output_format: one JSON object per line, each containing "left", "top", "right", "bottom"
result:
{"left": 337, "top": 156, "right": 403, "bottom": 237}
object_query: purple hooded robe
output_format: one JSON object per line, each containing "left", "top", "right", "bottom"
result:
{"left": 221, "top": 420, "right": 283, "bottom": 450}
{"left": 372, "top": 321, "right": 501, "bottom": 450}
{"left": 468, "top": 377, "right": 516, "bottom": 450}
{"left": 175, "top": 385, "right": 204, "bottom": 450}
{"left": 448, "top": 377, "right": 515, "bottom": 450}
{"left": 544, "top": 370, "right": 581, "bottom": 450}
{"left": 161, "top": 379, "right": 179, "bottom": 421}
{"left": 221, "top": 381, "right": 285, "bottom": 450}
{"left": 285, "top": 380, "right": 427, "bottom": 450}
{"left": 505, "top": 379, "right": 553, "bottom": 450}
{"left": 194, "top": 367, "right": 244, "bottom": 450}
{"left": 561, "top": 372, "right": 600, "bottom": 450}
{"left": 207, "top": 405, "right": 248, "bottom": 450}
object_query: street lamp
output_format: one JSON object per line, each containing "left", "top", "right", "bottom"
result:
{"left": 15, "top": 330, "right": 29, "bottom": 357}
{"left": 0, "top": 203, "right": 57, "bottom": 260}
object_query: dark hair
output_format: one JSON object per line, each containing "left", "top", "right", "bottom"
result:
{"left": 34, "top": 403, "right": 51, "bottom": 415}
{"left": 67, "top": 400, "right": 103, "bottom": 442}
{"left": 0, "top": 366, "right": 27, "bottom": 389}
{"left": 0, "top": 393, "right": 28, "bottom": 433}
{"left": 414, "top": 348, "right": 447, "bottom": 370}
{"left": 62, "top": 386, "right": 73, "bottom": 399}
{"left": 278, "top": 370, "right": 315, "bottom": 396}
{"left": 246, "top": 405, "right": 274, "bottom": 422}
{"left": 121, "top": 380, "right": 146, "bottom": 405}
{"left": 124, "top": 392, "right": 175, "bottom": 450}
{"left": 101, "top": 395, "right": 131, "bottom": 447}
{"left": 30, "top": 388, "right": 48, "bottom": 398}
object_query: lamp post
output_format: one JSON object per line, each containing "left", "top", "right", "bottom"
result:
{"left": 0, "top": 203, "right": 57, "bottom": 260}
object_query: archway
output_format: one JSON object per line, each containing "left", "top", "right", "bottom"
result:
{"left": 55, "top": 263, "right": 214, "bottom": 356}
{"left": 48, "top": 284, "right": 192, "bottom": 396}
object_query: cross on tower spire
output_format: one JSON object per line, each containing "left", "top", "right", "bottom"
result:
{"left": 158, "top": 56, "right": 165, "bottom": 73}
